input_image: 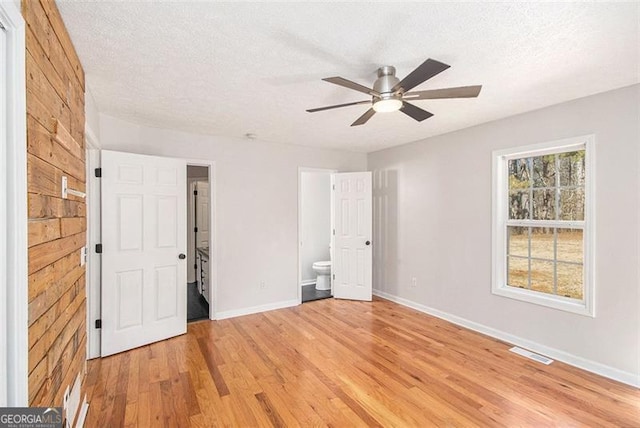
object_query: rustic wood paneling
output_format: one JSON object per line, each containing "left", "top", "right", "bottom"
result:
{"left": 28, "top": 193, "right": 85, "bottom": 219}
{"left": 23, "top": 0, "right": 87, "bottom": 407}
{"left": 27, "top": 117, "right": 85, "bottom": 181}
{"left": 28, "top": 218, "right": 60, "bottom": 248}
{"left": 51, "top": 119, "right": 83, "bottom": 161}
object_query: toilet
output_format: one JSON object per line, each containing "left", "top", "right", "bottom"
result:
{"left": 312, "top": 261, "right": 332, "bottom": 290}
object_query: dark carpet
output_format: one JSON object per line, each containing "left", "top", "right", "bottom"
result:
{"left": 302, "top": 284, "right": 332, "bottom": 303}
{"left": 187, "top": 282, "right": 209, "bottom": 322}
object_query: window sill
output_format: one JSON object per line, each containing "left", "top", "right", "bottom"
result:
{"left": 492, "top": 285, "right": 594, "bottom": 317}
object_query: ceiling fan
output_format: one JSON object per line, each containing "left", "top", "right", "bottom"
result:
{"left": 306, "top": 58, "right": 482, "bottom": 126}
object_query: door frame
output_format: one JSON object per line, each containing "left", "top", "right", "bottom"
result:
{"left": 297, "top": 167, "right": 336, "bottom": 304}
{"left": 0, "top": 1, "right": 27, "bottom": 406}
{"left": 185, "top": 161, "right": 216, "bottom": 318}
{"left": 85, "top": 128, "right": 101, "bottom": 359}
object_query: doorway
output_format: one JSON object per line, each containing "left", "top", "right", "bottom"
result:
{"left": 187, "top": 165, "right": 210, "bottom": 322}
{"left": 298, "top": 168, "right": 335, "bottom": 303}
{"left": 87, "top": 152, "right": 217, "bottom": 358}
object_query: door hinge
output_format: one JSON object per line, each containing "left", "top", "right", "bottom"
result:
{"left": 332, "top": 184, "right": 335, "bottom": 190}
{"left": 332, "top": 274, "right": 335, "bottom": 280}
{"left": 95, "top": 319, "right": 102, "bottom": 329}
{"left": 194, "top": 227, "right": 198, "bottom": 232}
{"left": 333, "top": 229, "right": 335, "bottom": 235}
{"left": 194, "top": 264, "right": 197, "bottom": 270}
{"left": 194, "top": 190, "right": 198, "bottom": 196}
{"left": 95, "top": 243, "right": 103, "bottom": 253}
{"left": 94, "top": 168, "right": 102, "bottom": 178}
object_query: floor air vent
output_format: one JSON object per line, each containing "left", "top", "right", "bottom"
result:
{"left": 509, "top": 346, "right": 554, "bottom": 365}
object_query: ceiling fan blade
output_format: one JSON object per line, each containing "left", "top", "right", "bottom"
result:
{"left": 351, "top": 108, "right": 376, "bottom": 126}
{"left": 404, "top": 85, "right": 482, "bottom": 100}
{"left": 392, "top": 58, "right": 450, "bottom": 93}
{"left": 306, "top": 100, "right": 371, "bottom": 113}
{"left": 323, "top": 77, "right": 379, "bottom": 96}
{"left": 400, "top": 102, "right": 433, "bottom": 122}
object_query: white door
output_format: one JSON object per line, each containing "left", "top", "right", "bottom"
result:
{"left": 101, "top": 150, "right": 187, "bottom": 356}
{"left": 195, "top": 181, "right": 209, "bottom": 248}
{"left": 332, "top": 172, "right": 373, "bottom": 301}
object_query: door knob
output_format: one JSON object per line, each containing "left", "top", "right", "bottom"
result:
{"left": 365, "top": 241, "right": 371, "bottom": 246}
{"left": 178, "top": 253, "right": 186, "bottom": 259}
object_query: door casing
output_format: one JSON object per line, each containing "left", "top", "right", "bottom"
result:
{"left": 0, "top": 1, "right": 28, "bottom": 406}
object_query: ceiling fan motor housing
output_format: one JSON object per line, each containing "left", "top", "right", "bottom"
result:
{"left": 374, "top": 66, "right": 401, "bottom": 100}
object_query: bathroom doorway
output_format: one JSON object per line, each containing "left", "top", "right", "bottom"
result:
{"left": 187, "top": 165, "right": 211, "bottom": 321}
{"left": 298, "top": 168, "right": 336, "bottom": 303}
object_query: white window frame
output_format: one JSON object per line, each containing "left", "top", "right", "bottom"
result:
{"left": 492, "top": 135, "right": 595, "bottom": 317}
{"left": 0, "top": 0, "right": 28, "bottom": 406}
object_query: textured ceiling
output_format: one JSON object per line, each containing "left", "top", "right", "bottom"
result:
{"left": 57, "top": 1, "right": 639, "bottom": 153}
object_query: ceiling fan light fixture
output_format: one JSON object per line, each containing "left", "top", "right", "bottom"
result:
{"left": 372, "top": 98, "right": 402, "bottom": 113}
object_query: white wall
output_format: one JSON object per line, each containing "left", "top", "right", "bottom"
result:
{"left": 85, "top": 84, "right": 101, "bottom": 141}
{"left": 98, "top": 114, "right": 367, "bottom": 315}
{"left": 368, "top": 84, "right": 640, "bottom": 384}
{"left": 300, "top": 172, "right": 331, "bottom": 283}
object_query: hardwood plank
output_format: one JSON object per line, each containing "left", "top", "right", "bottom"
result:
{"left": 179, "top": 372, "right": 201, "bottom": 417}
{"left": 25, "top": 50, "right": 71, "bottom": 133}
{"left": 28, "top": 355, "right": 49, "bottom": 404}
{"left": 29, "top": 285, "right": 84, "bottom": 373}
{"left": 254, "top": 392, "right": 286, "bottom": 427}
{"left": 27, "top": 153, "right": 85, "bottom": 201}
{"left": 23, "top": 0, "right": 52, "bottom": 58}
{"left": 28, "top": 232, "right": 85, "bottom": 274}
{"left": 197, "top": 338, "right": 230, "bottom": 397}
{"left": 28, "top": 218, "right": 60, "bottom": 248}
{"left": 51, "top": 119, "right": 83, "bottom": 161}
{"left": 25, "top": 27, "right": 66, "bottom": 105}
{"left": 47, "top": 296, "right": 85, "bottom": 377}
{"left": 60, "top": 217, "right": 85, "bottom": 237}
{"left": 29, "top": 251, "right": 81, "bottom": 302}
{"left": 38, "top": 0, "right": 85, "bottom": 90}
{"left": 27, "top": 153, "right": 59, "bottom": 197}
{"left": 84, "top": 298, "right": 640, "bottom": 426}
{"left": 28, "top": 193, "right": 85, "bottom": 219}
{"left": 52, "top": 333, "right": 86, "bottom": 407}
{"left": 28, "top": 265, "right": 83, "bottom": 331}
{"left": 27, "top": 116, "right": 85, "bottom": 182}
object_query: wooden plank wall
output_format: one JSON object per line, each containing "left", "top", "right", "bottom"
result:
{"left": 22, "top": 0, "right": 87, "bottom": 407}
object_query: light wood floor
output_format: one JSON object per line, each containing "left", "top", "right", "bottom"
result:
{"left": 84, "top": 297, "right": 640, "bottom": 427}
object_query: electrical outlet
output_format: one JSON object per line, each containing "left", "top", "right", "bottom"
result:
{"left": 259, "top": 281, "right": 266, "bottom": 289}
{"left": 411, "top": 277, "right": 417, "bottom": 288}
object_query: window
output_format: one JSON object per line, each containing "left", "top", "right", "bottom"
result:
{"left": 492, "top": 136, "right": 594, "bottom": 316}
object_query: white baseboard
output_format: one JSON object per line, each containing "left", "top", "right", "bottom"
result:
{"left": 300, "top": 279, "right": 316, "bottom": 287}
{"left": 373, "top": 289, "right": 639, "bottom": 388}
{"left": 216, "top": 299, "right": 299, "bottom": 320}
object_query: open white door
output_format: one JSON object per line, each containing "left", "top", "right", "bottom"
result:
{"left": 101, "top": 150, "right": 187, "bottom": 356}
{"left": 333, "top": 172, "right": 372, "bottom": 301}
{"left": 195, "top": 181, "right": 209, "bottom": 248}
